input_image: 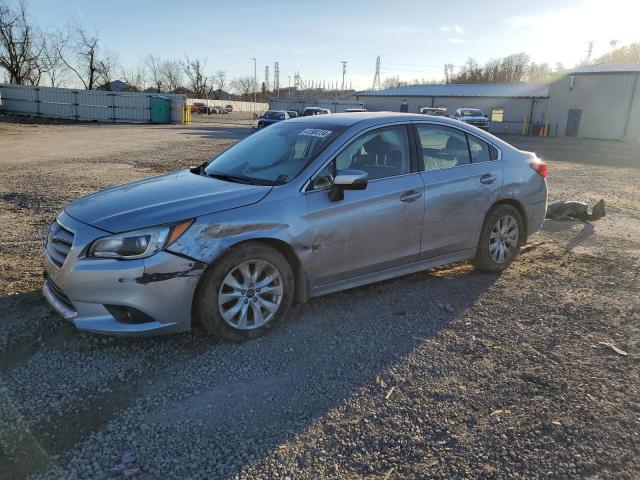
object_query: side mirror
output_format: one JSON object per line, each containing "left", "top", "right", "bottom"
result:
{"left": 329, "top": 169, "right": 368, "bottom": 202}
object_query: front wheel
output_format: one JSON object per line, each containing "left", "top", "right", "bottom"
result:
{"left": 195, "top": 242, "right": 294, "bottom": 342}
{"left": 473, "top": 204, "right": 524, "bottom": 272}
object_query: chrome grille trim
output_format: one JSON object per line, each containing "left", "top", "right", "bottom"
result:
{"left": 46, "top": 220, "right": 75, "bottom": 268}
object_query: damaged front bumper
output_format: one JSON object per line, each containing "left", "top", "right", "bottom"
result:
{"left": 43, "top": 212, "right": 204, "bottom": 336}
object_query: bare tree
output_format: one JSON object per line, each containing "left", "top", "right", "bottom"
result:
{"left": 0, "top": 0, "right": 45, "bottom": 84}
{"left": 382, "top": 76, "right": 406, "bottom": 89}
{"left": 596, "top": 42, "right": 640, "bottom": 64}
{"left": 160, "top": 59, "right": 182, "bottom": 91}
{"left": 41, "top": 28, "right": 69, "bottom": 86}
{"left": 95, "top": 48, "right": 119, "bottom": 88}
{"left": 443, "top": 63, "right": 455, "bottom": 83}
{"left": 143, "top": 54, "right": 164, "bottom": 91}
{"left": 212, "top": 70, "right": 226, "bottom": 98}
{"left": 59, "top": 21, "right": 100, "bottom": 89}
{"left": 230, "top": 77, "right": 253, "bottom": 101}
{"left": 120, "top": 62, "right": 146, "bottom": 91}
{"left": 182, "top": 55, "right": 210, "bottom": 97}
{"left": 527, "top": 62, "right": 553, "bottom": 83}
{"left": 449, "top": 53, "right": 530, "bottom": 84}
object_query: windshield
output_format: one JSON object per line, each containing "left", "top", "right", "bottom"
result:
{"left": 262, "top": 111, "right": 286, "bottom": 120}
{"left": 204, "top": 121, "right": 345, "bottom": 184}
{"left": 461, "top": 109, "right": 483, "bottom": 116}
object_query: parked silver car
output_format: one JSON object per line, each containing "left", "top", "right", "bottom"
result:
{"left": 43, "top": 113, "right": 548, "bottom": 341}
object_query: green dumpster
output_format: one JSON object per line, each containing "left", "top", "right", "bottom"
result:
{"left": 150, "top": 96, "right": 171, "bottom": 124}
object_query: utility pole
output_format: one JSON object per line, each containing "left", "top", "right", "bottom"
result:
{"left": 274, "top": 62, "right": 280, "bottom": 98}
{"left": 252, "top": 57, "right": 257, "bottom": 104}
{"left": 264, "top": 65, "right": 270, "bottom": 93}
{"left": 340, "top": 60, "right": 348, "bottom": 100}
{"left": 288, "top": 76, "right": 291, "bottom": 99}
{"left": 372, "top": 55, "right": 381, "bottom": 90}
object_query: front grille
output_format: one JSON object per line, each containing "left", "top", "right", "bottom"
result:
{"left": 46, "top": 220, "right": 74, "bottom": 268}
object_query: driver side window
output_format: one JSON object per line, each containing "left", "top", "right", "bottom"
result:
{"left": 308, "top": 125, "right": 411, "bottom": 191}
{"left": 334, "top": 126, "right": 411, "bottom": 181}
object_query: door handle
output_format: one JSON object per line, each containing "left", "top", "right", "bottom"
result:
{"left": 400, "top": 190, "right": 422, "bottom": 203}
{"left": 480, "top": 173, "right": 496, "bottom": 184}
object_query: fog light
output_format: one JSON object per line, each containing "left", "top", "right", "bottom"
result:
{"left": 104, "top": 305, "right": 154, "bottom": 324}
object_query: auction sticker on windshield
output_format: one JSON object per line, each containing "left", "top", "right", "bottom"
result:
{"left": 299, "top": 128, "right": 332, "bottom": 138}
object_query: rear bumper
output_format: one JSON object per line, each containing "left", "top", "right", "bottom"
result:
{"left": 42, "top": 212, "right": 204, "bottom": 337}
{"left": 525, "top": 182, "right": 548, "bottom": 238}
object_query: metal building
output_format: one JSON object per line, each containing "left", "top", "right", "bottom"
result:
{"left": 355, "top": 83, "right": 549, "bottom": 135}
{"left": 545, "top": 63, "right": 640, "bottom": 141}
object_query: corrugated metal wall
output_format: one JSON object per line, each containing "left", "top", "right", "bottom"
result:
{"left": 624, "top": 75, "right": 640, "bottom": 142}
{"left": 0, "top": 84, "right": 186, "bottom": 123}
{"left": 546, "top": 73, "right": 640, "bottom": 141}
{"left": 355, "top": 95, "right": 547, "bottom": 135}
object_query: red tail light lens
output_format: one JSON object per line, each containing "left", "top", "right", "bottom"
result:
{"left": 530, "top": 160, "right": 548, "bottom": 178}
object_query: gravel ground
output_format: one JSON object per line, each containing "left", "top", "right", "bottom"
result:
{"left": 0, "top": 119, "right": 639, "bottom": 479}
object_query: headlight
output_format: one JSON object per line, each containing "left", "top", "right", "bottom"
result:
{"left": 88, "top": 220, "right": 193, "bottom": 259}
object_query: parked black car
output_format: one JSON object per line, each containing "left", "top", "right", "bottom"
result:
{"left": 286, "top": 110, "right": 299, "bottom": 118}
{"left": 257, "top": 110, "right": 289, "bottom": 129}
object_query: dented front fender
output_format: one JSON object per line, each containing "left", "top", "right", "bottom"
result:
{"left": 167, "top": 194, "right": 313, "bottom": 268}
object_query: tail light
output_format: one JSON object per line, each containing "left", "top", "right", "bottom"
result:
{"left": 530, "top": 160, "right": 548, "bottom": 178}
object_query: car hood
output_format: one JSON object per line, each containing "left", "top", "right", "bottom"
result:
{"left": 65, "top": 169, "right": 272, "bottom": 233}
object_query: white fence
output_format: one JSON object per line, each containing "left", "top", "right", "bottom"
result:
{"left": 187, "top": 97, "right": 268, "bottom": 113}
{"left": 269, "top": 98, "right": 365, "bottom": 114}
{"left": 0, "top": 84, "right": 186, "bottom": 123}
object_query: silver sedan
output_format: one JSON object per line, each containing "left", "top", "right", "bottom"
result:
{"left": 43, "top": 112, "right": 548, "bottom": 341}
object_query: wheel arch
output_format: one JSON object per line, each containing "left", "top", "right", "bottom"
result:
{"left": 191, "top": 237, "right": 309, "bottom": 326}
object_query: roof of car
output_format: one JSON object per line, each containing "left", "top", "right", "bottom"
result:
{"left": 287, "top": 111, "right": 462, "bottom": 127}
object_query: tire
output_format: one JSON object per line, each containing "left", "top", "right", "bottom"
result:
{"left": 194, "top": 242, "right": 294, "bottom": 342}
{"left": 473, "top": 204, "right": 524, "bottom": 273}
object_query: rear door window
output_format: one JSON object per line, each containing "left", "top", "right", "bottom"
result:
{"left": 417, "top": 125, "right": 471, "bottom": 171}
{"left": 466, "top": 134, "right": 491, "bottom": 163}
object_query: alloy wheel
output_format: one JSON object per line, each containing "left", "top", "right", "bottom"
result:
{"left": 217, "top": 260, "right": 284, "bottom": 330}
{"left": 489, "top": 214, "right": 519, "bottom": 264}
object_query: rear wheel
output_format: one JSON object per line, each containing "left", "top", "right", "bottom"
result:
{"left": 473, "top": 204, "right": 523, "bottom": 272}
{"left": 195, "top": 242, "right": 294, "bottom": 342}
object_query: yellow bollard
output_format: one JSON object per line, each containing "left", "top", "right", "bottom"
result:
{"left": 544, "top": 122, "right": 549, "bottom": 136}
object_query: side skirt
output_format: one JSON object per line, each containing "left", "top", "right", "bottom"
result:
{"left": 309, "top": 248, "right": 476, "bottom": 298}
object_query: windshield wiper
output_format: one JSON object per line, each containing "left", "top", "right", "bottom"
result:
{"left": 205, "top": 172, "right": 255, "bottom": 184}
